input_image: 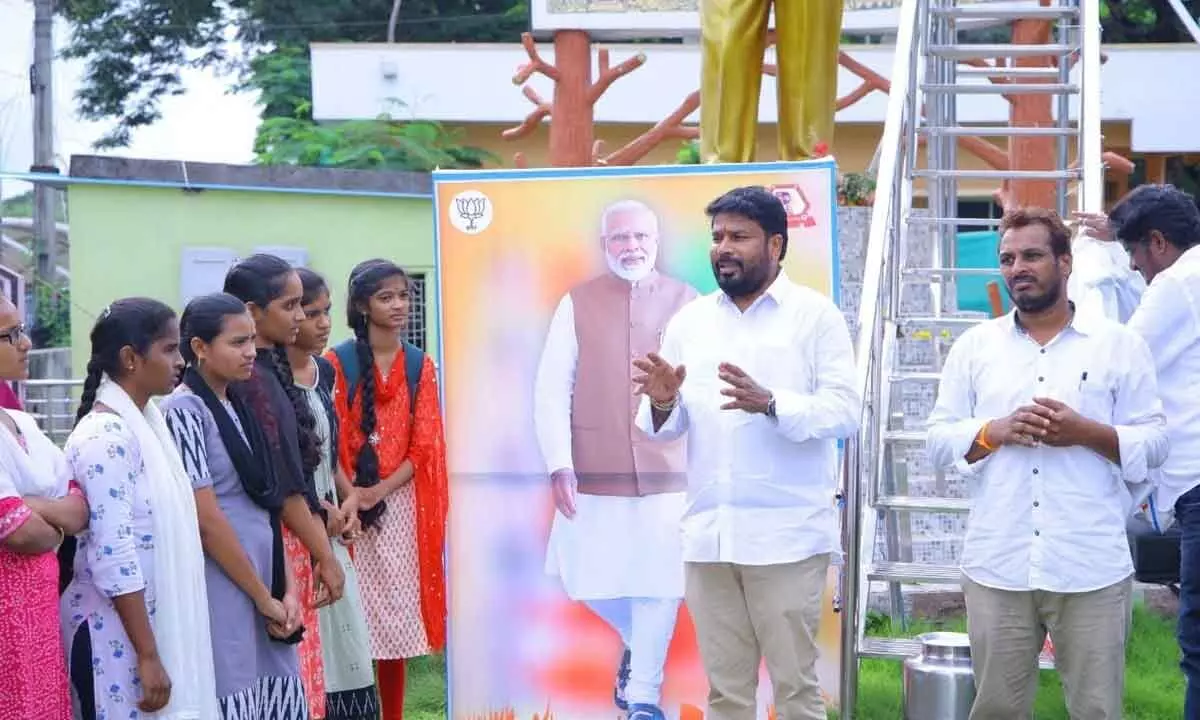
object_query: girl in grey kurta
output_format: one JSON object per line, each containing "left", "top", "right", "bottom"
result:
{"left": 162, "top": 292, "right": 310, "bottom": 720}
{"left": 290, "top": 267, "right": 380, "bottom": 720}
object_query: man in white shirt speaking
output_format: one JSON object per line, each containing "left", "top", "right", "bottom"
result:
{"left": 926, "top": 207, "right": 1168, "bottom": 720}
{"left": 631, "top": 186, "right": 860, "bottom": 720}
{"left": 534, "top": 199, "right": 698, "bottom": 720}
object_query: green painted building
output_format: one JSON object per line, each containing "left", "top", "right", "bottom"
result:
{"left": 66, "top": 156, "right": 437, "bottom": 379}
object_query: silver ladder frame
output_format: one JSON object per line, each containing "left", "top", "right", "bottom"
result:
{"left": 839, "top": 0, "right": 1105, "bottom": 715}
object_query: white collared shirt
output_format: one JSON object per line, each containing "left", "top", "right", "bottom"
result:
{"left": 927, "top": 310, "right": 1168, "bottom": 593}
{"left": 1127, "top": 245, "right": 1200, "bottom": 512}
{"left": 634, "top": 271, "right": 861, "bottom": 566}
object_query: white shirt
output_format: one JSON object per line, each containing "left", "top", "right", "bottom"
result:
{"left": 1068, "top": 235, "right": 1146, "bottom": 326}
{"left": 1126, "top": 244, "right": 1200, "bottom": 511}
{"left": 926, "top": 309, "right": 1168, "bottom": 593}
{"left": 634, "top": 272, "right": 861, "bottom": 566}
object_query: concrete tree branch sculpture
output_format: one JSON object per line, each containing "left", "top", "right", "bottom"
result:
{"left": 503, "top": 31, "right": 645, "bottom": 168}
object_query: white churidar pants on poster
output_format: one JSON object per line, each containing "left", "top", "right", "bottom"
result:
{"left": 545, "top": 491, "right": 687, "bottom": 704}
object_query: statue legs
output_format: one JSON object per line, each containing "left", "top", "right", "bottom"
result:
{"left": 699, "top": 0, "right": 771, "bottom": 164}
{"left": 700, "top": 0, "right": 845, "bottom": 163}
{"left": 775, "top": 0, "right": 844, "bottom": 161}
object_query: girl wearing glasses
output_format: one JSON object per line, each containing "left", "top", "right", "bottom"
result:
{"left": 0, "top": 300, "right": 87, "bottom": 720}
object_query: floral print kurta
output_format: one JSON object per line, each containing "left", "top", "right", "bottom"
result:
{"left": 61, "top": 413, "right": 159, "bottom": 720}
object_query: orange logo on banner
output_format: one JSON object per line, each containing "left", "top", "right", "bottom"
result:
{"left": 766, "top": 184, "right": 818, "bottom": 230}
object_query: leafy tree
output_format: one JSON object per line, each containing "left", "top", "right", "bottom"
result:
{"left": 1101, "top": 0, "right": 1199, "bottom": 43}
{"left": 245, "top": 46, "right": 495, "bottom": 170}
{"left": 58, "top": 0, "right": 528, "bottom": 148}
{"left": 31, "top": 282, "right": 70, "bottom": 348}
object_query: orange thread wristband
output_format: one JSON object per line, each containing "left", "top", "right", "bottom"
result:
{"left": 977, "top": 421, "right": 996, "bottom": 451}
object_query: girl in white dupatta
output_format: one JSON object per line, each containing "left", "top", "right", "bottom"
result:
{"left": 61, "top": 298, "right": 218, "bottom": 720}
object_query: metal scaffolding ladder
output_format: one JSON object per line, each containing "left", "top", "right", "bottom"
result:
{"left": 837, "top": 0, "right": 1105, "bottom": 715}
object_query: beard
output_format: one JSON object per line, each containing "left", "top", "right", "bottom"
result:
{"left": 713, "top": 256, "right": 770, "bottom": 298}
{"left": 607, "top": 251, "right": 654, "bottom": 283}
{"left": 1008, "top": 279, "right": 1061, "bottom": 313}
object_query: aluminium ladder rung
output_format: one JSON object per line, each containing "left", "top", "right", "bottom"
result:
{"left": 898, "top": 315, "right": 987, "bottom": 331}
{"left": 907, "top": 216, "right": 1004, "bottom": 228}
{"left": 887, "top": 370, "right": 942, "bottom": 383}
{"left": 859, "top": 636, "right": 1057, "bottom": 669}
{"left": 919, "top": 125, "right": 1077, "bottom": 137}
{"left": 876, "top": 495, "right": 971, "bottom": 513}
{"left": 928, "top": 44, "right": 1077, "bottom": 59}
{"left": 921, "top": 83, "right": 1079, "bottom": 95}
{"left": 869, "top": 561, "right": 963, "bottom": 584}
{"left": 930, "top": 6, "right": 1079, "bottom": 21}
{"left": 902, "top": 267, "right": 1002, "bottom": 282}
{"left": 914, "top": 169, "right": 1080, "bottom": 181}
{"left": 883, "top": 429, "right": 927, "bottom": 444}
{"left": 955, "top": 66, "right": 1070, "bottom": 79}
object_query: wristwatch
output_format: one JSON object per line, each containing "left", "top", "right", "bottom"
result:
{"left": 766, "top": 393, "right": 777, "bottom": 418}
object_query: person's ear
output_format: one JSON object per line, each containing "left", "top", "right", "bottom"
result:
{"left": 117, "top": 345, "right": 138, "bottom": 376}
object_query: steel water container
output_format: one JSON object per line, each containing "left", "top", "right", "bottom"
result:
{"left": 903, "top": 631, "right": 976, "bottom": 720}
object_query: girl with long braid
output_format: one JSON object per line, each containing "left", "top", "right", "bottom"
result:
{"left": 224, "top": 254, "right": 346, "bottom": 719}
{"left": 162, "top": 292, "right": 308, "bottom": 718}
{"left": 62, "top": 298, "right": 216, "bottom": 720}
{"left": 289, "top": 269, "right": 383, "bottom": 720}
{"left": 326, "top": 259, "right": 448, "bottom": 720}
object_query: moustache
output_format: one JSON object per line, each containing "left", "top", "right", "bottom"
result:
{"left": 1009, "top": 275, "right": 1036, "bottom": 286}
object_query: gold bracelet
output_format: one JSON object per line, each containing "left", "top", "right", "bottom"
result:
{"left": 651, "top": 395, "right": 678, "bottom": 412}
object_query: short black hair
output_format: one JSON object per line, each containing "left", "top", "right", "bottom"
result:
{"left": 704, "top": 186, "right": 790, "bottom": 260}
{"left": 1108, "top": 184, "right": 1200, "bottom": 251}
{"left": 999, "top": 206, "right": 1072, "bottom": 257}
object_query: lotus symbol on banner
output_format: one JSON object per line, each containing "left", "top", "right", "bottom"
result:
{"left": 451, "top": 191, "right": 493, "bottom": 235}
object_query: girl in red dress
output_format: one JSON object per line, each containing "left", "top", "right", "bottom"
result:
{"left": 0, "top": 294, "right": 87, "bottom": 720}
{"left": 326, "top": 259, "right": 449, "bottom": 720}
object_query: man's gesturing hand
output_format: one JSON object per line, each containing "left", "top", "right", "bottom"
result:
{"left": 717, "top": 363, "right": 772, "bottom": 415}
{"left": 633, "top": 352, "right": 686, "bottom": 405}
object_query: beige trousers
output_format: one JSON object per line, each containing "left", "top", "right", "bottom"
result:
{"left": 962, "top": 574, "right": 1133, "bottom": 720}
{"left": 684, "top": 554, "right": 830, "bottom": 720}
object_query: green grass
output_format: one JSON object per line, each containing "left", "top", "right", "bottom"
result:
{"left": 403, "top": 604, "right": 1183, "bottom": 719}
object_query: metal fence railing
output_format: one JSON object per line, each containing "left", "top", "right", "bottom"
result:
{"left": 18, "top": 347, "right": 79, "bottom": 445}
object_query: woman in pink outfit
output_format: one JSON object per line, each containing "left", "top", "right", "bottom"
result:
{"left": 0, "top": 294, "right": 88, "bottom": 720}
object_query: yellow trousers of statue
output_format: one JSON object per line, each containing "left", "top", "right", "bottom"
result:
{"left": 700, "top": 0, "right": 844, "bottom": 163}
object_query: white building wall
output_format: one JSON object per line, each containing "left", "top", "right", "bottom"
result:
{"left": 311, "top": 42, "right": 1200, "bottom": 153}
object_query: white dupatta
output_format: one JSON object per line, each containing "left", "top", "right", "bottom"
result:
{"left": 96, "top": 378, "right": 219, "bottom": 720}
{"left": 0, "top": 409, "right": 70, "bottom": 499}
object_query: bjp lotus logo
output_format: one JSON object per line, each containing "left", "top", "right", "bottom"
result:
{"left": 450, "top": 190, "right": 494, "bottom": 235}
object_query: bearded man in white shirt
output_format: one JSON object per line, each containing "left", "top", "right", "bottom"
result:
{"left": 926, "top": 206, "right": 1169, "bottom": 720}
{"left": 534, "top": 199, "right": 698, "bottom": 720}
{"left": 1080, "top": 184, "right": 1200, "bottom": 716}
{"left": 630, "top": 186, "right": 860, "bottom": 720}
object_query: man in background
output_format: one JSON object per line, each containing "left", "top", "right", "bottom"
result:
{"left": 928, "top": 207, "right": 1167, "bottom": 720}
{"left": 534, "top": 199, "right": 698, "bottom": 720}
{"left": 1080, "top": 185, "right": 1200, "bottom": 716}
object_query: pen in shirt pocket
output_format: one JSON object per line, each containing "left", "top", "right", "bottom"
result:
{"left": 1078, "top": 371, "right": 1088, "bottom": 390}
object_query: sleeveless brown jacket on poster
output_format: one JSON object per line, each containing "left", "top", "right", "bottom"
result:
{"left": 568, "top": 271, "right": 697, "bottom": 497}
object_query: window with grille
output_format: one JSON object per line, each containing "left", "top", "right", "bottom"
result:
{"left": 405, "top": 273, "right": 428, "bottom": 351}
